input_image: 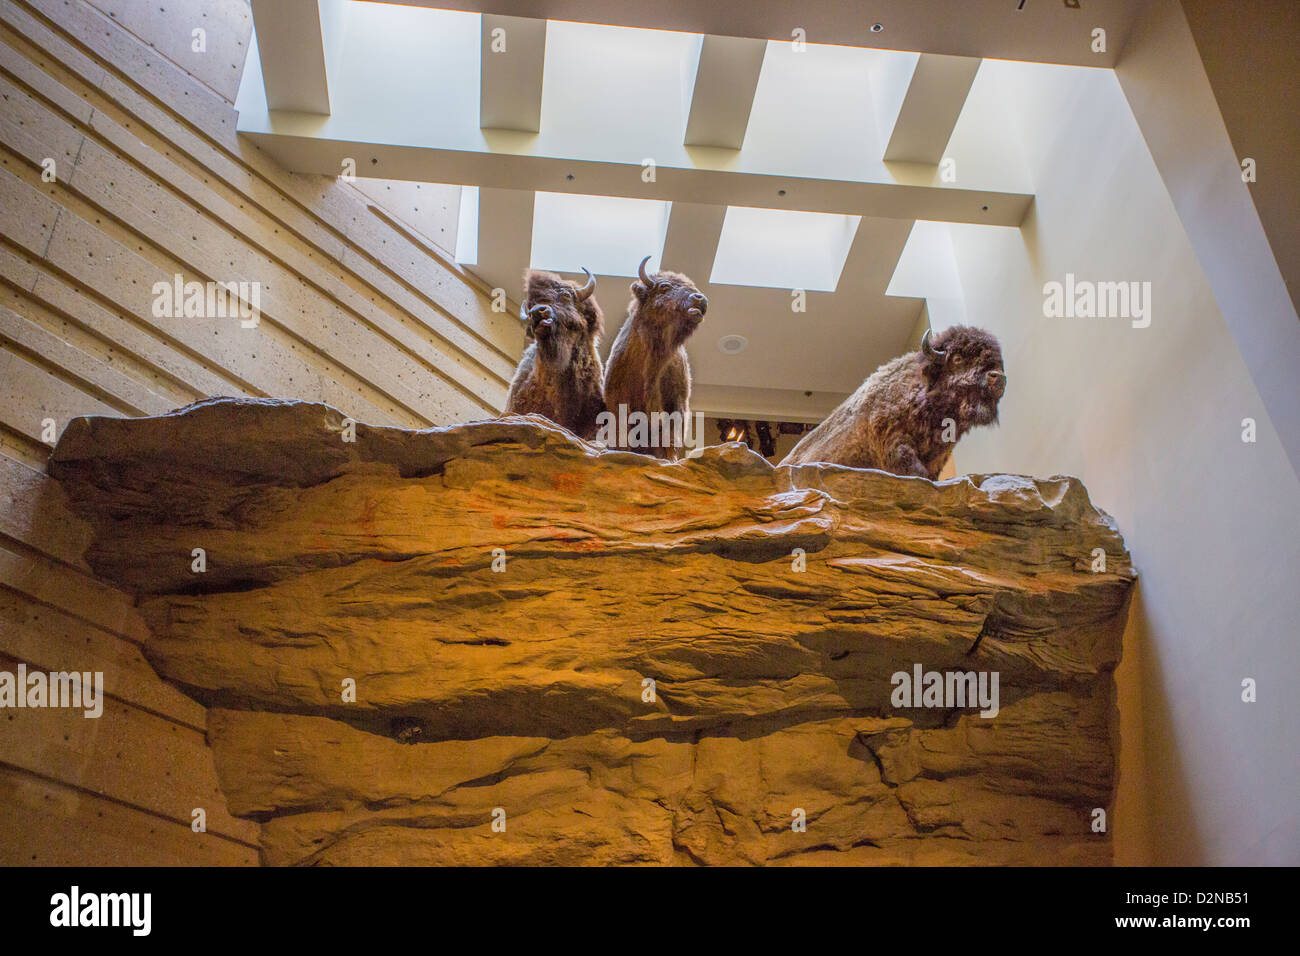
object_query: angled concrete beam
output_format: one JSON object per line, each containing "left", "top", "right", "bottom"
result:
{"left": 838, "top": 216, "right": 918, "bottom": 297}
{"left": 659, "top": 202, "right": 726, "bottom": 278}
{"left": 683, "top": 36, "right": 767, "bottom": 149}
{"left": 249, "top": 0, "right": 340, "bottom": 115}
{"left": 883, "top": 54, "right": 982, "bottom": 164}
{"left": 837, "top": 216, "right": 925, "bottom": 354}
{"left": 472, "top": 187, "right": 535, "bottom": 306}
{"left": 480, "top": 15, "right": 547, "bottom": 132}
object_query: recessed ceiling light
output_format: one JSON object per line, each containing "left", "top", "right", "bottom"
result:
{"left": 870, "top": 23, "right": 884, "bottom": 33}
{"left": 718, "top": 334, "right": 749, "bottom": 355}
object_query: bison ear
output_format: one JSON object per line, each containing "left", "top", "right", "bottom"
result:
{"left": 918, "top": 352, "right": 944, "bottom": 386}
{"left": 631, "top": 280, "right": 650, "bottom": 302}
{"left": 918, "top": 329, "right": 947, "bottom": 383}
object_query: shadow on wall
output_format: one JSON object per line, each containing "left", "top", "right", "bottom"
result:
{"left": 1114, "top": 585, "right": 1204, "bottom": 865}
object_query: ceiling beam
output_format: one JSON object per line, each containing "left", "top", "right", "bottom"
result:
{"left": 883, "top": 54, "right": 982, "bottom": 164}
{"left": 683, "top": 36, "right": 766, "bottom": 150}
{"left": 659, "top": 202, "right": 726, "bottom": 279}
{"left": 248, "top": 0, "right": 339, "bottom": 115}
{"left": 239, "top": 131, "right": 1030, "bottom": 227}
{"left": 480, "top": 15, "right": 547, "bottom": 131}
{"left": 834, "top": 216, "right": 926, "bottom": 356}
{"left": 473, "top": 187, "right": 535, "bottom": 304}
{"left": 236, "top": 6, "right": 1033, "bottom": 226}
{"left": 838, "top": 217, "right": 920, "bottom": 298}
{"left": 355, "top": 0, "right": 1136, "bottom": 68}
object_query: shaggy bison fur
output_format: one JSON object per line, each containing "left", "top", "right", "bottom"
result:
{"left": 504, "top": 268, "right": 605, "bottom": 440}
{"left": 603, "top": 256, "right": 707, "bottom": 459}
{"left": 783, "top": 325, "right": 1006, "bottom": 477}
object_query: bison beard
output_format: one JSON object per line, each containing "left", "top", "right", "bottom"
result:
{"left": 603, "top": 256, "right": 708, "bottom": 459}
{"left": 782, "top": 325, "right": 1006, "bottom": 478}
{"left": 504, "top": 268, "right": 606, "bottom": 440}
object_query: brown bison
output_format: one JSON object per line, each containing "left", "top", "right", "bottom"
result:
{"left": 504, "top": 267, "right": 605, "bottom": 440}
{"left": 602, "top": 255, "right": 707, "bottom": 459}
{"left": 782, "top": 325, "right": 1005, "bottom": 477}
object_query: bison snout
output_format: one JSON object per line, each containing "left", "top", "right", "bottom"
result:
{"left": 527, "top": 304, "right": 555, "bottom": 333}
{"left": 687, "top": 293, "right": 708, "bottom": 318}
{"left": 985, "top": 370, "right": 1006, "bottom": 394}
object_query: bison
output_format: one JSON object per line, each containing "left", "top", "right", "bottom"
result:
{"left": 782, "top": 325, "right": 1005, "bottom": 478}
{"left": 504, "top": 267, "right": 606, "bottom": 440}
{"left": 602, "top": 256, "right": 707, "bottom": 459}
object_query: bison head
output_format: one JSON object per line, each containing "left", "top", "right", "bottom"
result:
{"left": 629, "top": 255, "right": 708, "bottom": 349}
{"left": 921, "top": 325, "right": 1006, "bottom": 427}
{"left": 521, "top": 267, "right": 602, "bottom": 369}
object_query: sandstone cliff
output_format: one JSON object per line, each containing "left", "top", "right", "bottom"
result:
{"left": 50, "top": 397, "right": 1134, "bottom": 865}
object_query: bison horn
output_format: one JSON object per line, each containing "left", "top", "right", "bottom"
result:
{"left": 519, "top": 300, "right": 529, "bottom": 322}
{"left": 922, "top": 328, "right": 947, "bottom": 359}
{"left": 638, "top": 255, "right": 653, "bottom": 287}
{"left": 575, "top": 267, "right": 596, "bottom": 302}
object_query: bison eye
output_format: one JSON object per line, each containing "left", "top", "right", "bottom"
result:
{"left": 655, "top": 282, "right": 668, "bottom": 292}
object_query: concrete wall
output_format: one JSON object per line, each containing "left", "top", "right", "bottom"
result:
{"left": 943, "top": 60, "right": 1299, "bottom": 865}
{"left": 0, "top": 0, "right": 514, "bottom": 864}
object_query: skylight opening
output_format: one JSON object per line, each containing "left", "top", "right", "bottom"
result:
{"left": 540, "top": 21, "right": 698, "bottom": 159}
{"left": 454, "top": 186, "right": 479, "bottom": 265}
{"left": 710, "top": 206, "right": 861, "bottom": 292}
{"left": 741, "top": 40, "right": 886, "bottom": 180}
{"left": 887, "top": 219, "right": 968, "bottom": 327}
{"left": 886, "top": 220, "right": 962, "bottom": 299}
{"left": 530, "top": 192, "right": 671, "bottom": 277}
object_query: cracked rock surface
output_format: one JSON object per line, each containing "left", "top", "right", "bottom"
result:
{"left": 51, "top": 397, "right": 1135, "bottom": 865}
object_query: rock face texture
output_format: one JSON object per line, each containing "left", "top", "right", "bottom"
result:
{"left": 50, "top": 397, "right": 1134, "bottom": 865}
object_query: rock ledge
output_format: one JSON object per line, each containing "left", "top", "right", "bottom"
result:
{"left": 50, "top": 398, "right": 1134, "bottom": 865}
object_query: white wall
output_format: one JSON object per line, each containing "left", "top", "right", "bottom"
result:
{"left": 938, "top": 61, "right": 1300, "bottom": 865}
